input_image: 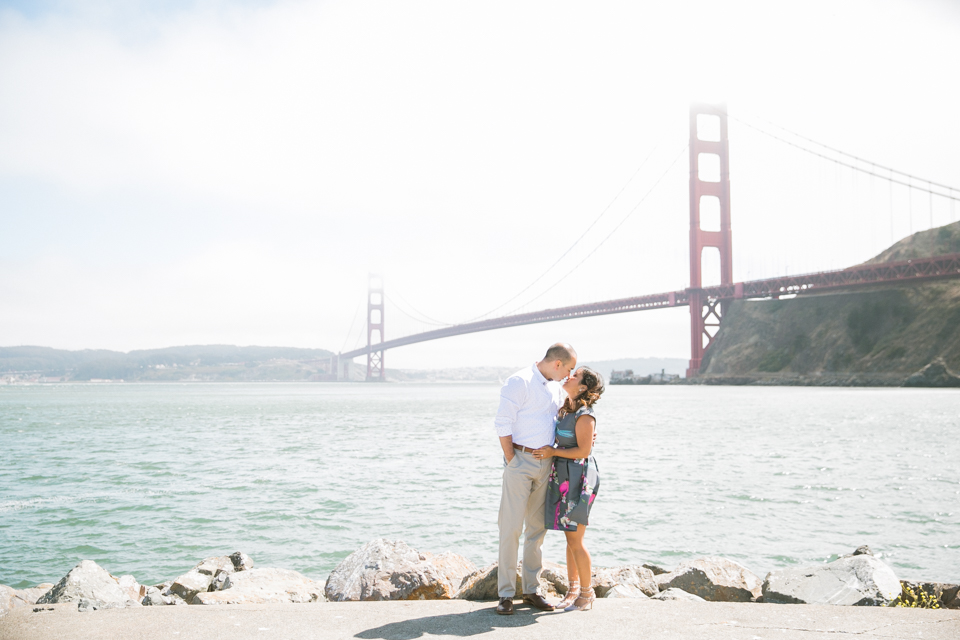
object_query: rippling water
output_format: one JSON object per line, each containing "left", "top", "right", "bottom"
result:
{"left": 1, "top": 383, "right": 958, "bottom": 589}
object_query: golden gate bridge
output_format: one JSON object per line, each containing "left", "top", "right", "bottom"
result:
{"left": 329, "top": 105, "right": 960, "bottom": 381}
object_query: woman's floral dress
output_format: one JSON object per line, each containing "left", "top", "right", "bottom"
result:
{"left": 545, "top": 406, "right": 599, "bottom": 532}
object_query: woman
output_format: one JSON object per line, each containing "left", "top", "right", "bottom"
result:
{"left": 533, "top": 367, "right": 604, "bottom": 612}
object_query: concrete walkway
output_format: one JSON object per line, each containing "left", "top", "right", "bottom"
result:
{"left": 2, "top": 599, "right": 959, "bottom": 640}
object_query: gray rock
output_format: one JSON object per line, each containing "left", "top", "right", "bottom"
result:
{"left": 424, "top": 551, "right": 477, "bottom": 593}
{"left": 195, "top": 556, "right": 235, "bottom": 577}
{"left": 12, "top": 583, "right": 55, "bottom": 605}
{"left": 762, "top": 555, "right": 901, "bottom": 606}
{"left": 643, "top": 563, "right": 670, "bottom": 576}
{"left": 324, "top": 539, "right": 454, "bottom": 601}
{"left": 538, "top": 563, "right": 569, "bottom": 597}
{"left": 454, "top": 561, "right": 562, "bottom": 600}
{"left": 604, "top": 584, "right": 649, "bottom": 599}
{"left": 594, "top": 566, "right": 659, "bottom": 598}
{"left": 116, "top": 575, "right": 142, "bottom": 602}
{"left": 193, "top": 568, "right": 324, "bottom": 604}
{"left": 455, "top": 564, "right": 500, "bottom": 600}
{"left": 1, "top": 585, "right": 19, "bottom": 616}
{"left": 140, "top": 586, "right": 170, "bottom": 606}
{"left": 653, "top": 587, "right": 706, "bottom": 602}
{"left": 229, "top": 552, "right": 255, "bottom": 572}
{"left": 211, "top": 571, "right": 229, "bottom": 591}
{"left": 656, "top": 557, "right": 762, "bottom": 602}
{"left": 903, "top": 358, "right": 960, "bottom": 387}
{"left": 36, "top": 560, "right": 131, "bottom": 608}
{"left": 168, "top": 570, "right": 214, "bottom": 602}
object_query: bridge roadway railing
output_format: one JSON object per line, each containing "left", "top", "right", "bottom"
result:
{"left": 338, "top": 252, "right": 960, "bottom": 360}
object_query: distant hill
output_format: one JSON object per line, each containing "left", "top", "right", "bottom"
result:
{"left": 700, "top": 221, "right": 960, "bottom": 383}
{"left": 0, "top": 345, "right": 335, "bottom": 381}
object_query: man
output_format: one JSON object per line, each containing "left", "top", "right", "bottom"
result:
{"left": 493, "top": 342, "right": 577, "bottom": 615}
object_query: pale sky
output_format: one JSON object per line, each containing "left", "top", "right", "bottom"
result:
{"left": 1, "top": 0, "right": 958, "bottom": 369}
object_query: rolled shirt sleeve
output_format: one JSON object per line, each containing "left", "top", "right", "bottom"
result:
{"left": 493, "top": 376, "right": 526, "bottom": 437}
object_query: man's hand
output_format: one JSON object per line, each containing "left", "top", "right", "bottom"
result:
{"left": 592, "top": 430, "right": 598, "bottom": 446}
{"left": 499, "top": 435, "right": 515, "bottom": 464}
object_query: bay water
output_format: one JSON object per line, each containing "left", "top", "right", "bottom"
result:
{"left": 1, "top": 383, "right": 958, "bottom": 589}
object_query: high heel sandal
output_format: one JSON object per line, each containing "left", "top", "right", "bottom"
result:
{"left": 557, "top": 581, "right": 580, "bottom": 609}
{"left": 564, "top": 586, "right": 595, "bottom": 612}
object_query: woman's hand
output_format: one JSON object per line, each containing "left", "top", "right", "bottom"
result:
{"left": 532, "top": 446, "right": 555, "bottom": 460}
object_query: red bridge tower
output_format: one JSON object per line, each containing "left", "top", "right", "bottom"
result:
{"left": 687, "top": 104, "right": 733, "bottom": 377}
{"left": 366, "top": 274, "right": 385, "bottom": 381}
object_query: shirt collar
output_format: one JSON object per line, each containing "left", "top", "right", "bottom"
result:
{"left": 531, "top": 363, "right": 549, "bottom": 385}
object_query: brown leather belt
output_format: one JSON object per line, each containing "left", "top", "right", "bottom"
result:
{"left": 512, "top": 443, "right": 538, "bottom": 454}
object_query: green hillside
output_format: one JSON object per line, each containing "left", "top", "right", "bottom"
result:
{"left": 699, "top": 221, "right": 960, "bottom": 384}
{"left": 0, "top": 345, "right": 335, "bottom": 381}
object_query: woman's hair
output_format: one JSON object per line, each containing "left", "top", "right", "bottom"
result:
{"left": 558, "top": 366, "right": 605, "bottom": 418}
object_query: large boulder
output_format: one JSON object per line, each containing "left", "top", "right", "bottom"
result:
{"left": 762, "top": 555, "right": 901, "bottom": 606}
{"left": 656, "top": 557, "right": 762, "bottom": 602}
{"left": 1, "top": 585, "right": 21, "bottom": 616}
{"left": 424, "top": 552, "right": 477, "bottom": 593}
{"left": 455, "top": 564, "right": 500, "bottom": 600}
{"left": 538, "top": 563, "right": 568, "bottom": 598}
{"left": 653, "top": 587, "right": 706, "bottom": 602}
{"left": 195, "top": 556, "right": 235, "bottom": 577}
{"left": 594, "top": 566, "right": 659, "bottom": 598}
{"left": 12, "top": 584, "right": 55, "bottom": 606}
{"left": 229, "top": 552, "right": 255, "bottom": 572}
{"left": 193, "top": 568, "right": 324, "bottom": 604}
{"left": 324, "top": 539, "right": 456, "bottom": 601}
{"left": 36, "top": 560, "right": 139, "bottom": 609}
{"left": 117, "top": 575, "right": 143, "bottom": 602}
{"left": 141, "top": 586, "right": 172, "bottom": 606}
{"left": 168, "top": 570, "right": 214, "bottom": 602}
{"left": 643, "top": 563, "right": 670, "bottom": 576}
{"left": 166, "top": 553, "right": 250, "bottom": 602}
{"left": 605, "top": 584, "right": 649, "bottom": 599}
{"left": 455, "top": 561, "right": 564, "bottom": 600}
{"left": 903, "top": 358, "right": 960, "bottom": 388}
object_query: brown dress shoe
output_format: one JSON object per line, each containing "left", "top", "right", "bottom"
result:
{"left": 522, "top": 593, "right": 555, "bottom": 611}
{"left": 496, "top": 597, "right": 514, "bottom": 615}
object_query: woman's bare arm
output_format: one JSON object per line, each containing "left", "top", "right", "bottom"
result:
{"left": 533, "top": 415, "right": 595, "bottom": 459}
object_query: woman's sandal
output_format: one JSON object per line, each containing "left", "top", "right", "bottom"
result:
{"left": 564, "top": 586, "right": 596, "bottom": 612}
{"left": 557, "top": 581, "right": 580, "bottom": 609}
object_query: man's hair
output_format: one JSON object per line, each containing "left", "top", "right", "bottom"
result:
{"left": 543, "top": 343, "right": 577, "bottom": 363}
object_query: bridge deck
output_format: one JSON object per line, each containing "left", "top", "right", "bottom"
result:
{"left": 338, "top": 252, "right": 960, "bottom": 360}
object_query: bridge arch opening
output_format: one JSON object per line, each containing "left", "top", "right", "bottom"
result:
{"left": 700, "top": 246, "right": 722, "bottom": 287}
{"left": 700, "top": 195, "right": 721, "bottom": 232}
{"left": 696, "top": 114, "right": 721, "bottom": 142}
{"left": 698, "top": 153, "right": 721, "bottom": 182}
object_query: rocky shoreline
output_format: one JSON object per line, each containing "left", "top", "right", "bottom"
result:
{"left": 2, "top": 540, "right": 958, "bottom": 616}
{"left": 683, "top": 358, "right": 960, "bottom": 387}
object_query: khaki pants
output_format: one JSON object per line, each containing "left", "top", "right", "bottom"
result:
{"left": 498, "top": 449, "right": 551, "bottom": 598}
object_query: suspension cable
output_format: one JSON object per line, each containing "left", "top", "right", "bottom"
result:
{"left": 504, "top": 143, "right": 689, "bottom": 315}
{"left": 738, "top": 111, "right": 960, "bottom": 195}
{"left": 730, "top": 113, "right": 960, "bottom": 203}
{"left": 463, "top": 141, "right": 667, "bottom": 323}
{"left": 339, "top": 300, "right": 362, "bottom": 353}
{"left": 384, "top": 292, "right": 449, "bottom": 327}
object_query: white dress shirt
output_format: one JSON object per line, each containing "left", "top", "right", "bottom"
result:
{"left": 493, "top": 363, "right": 563, "bottom": 448}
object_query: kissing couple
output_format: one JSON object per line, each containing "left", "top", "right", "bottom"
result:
{"left": 493, "top": 342, "right": 605, "bottom": 614}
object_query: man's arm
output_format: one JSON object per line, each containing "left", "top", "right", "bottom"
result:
{"left": 499, "top": 435, "right": 515, "bottom": 463}
{"left": 493, "top": 376, "right": 525, "bottom": 462}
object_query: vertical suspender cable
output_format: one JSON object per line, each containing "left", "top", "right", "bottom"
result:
{"left": 889, "top": 171, "right": 894, "bottom": 245}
